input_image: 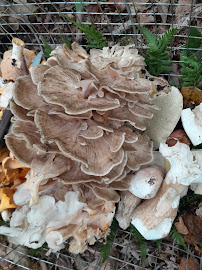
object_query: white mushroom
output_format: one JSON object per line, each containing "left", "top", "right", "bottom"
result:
{"left": 129, "top": 165, "right": 165, "bottom": 199}
{"left": 131, "top": 180, "right": 188, "bottom": 240}
{"left": 11, "top": 38, "right": 25, "bottom": 68}
{"left": 181, "top": 103, "right": 202, "bottom": 146}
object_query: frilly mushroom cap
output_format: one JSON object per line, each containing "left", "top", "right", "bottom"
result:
{"left": 6, "top": 43, "right": 157, "bottom": 205}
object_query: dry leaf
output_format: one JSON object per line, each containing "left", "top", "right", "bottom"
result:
{"left": 179, "top": 257, "right": 200, "bottom": 270}
{"left": 181, "top": 87, "right": 202, "bottom": 109}
{"left": 107, "top": 0, "right": 125, "bottom": 12}
{"left": 0, "top": 188, "right": 17, "bottom": 212}
{"left": 85, "top": 4, "right": 99, "bottom": 13}
{"left": 182, "top": 214, "right": 202, "bottom": 250}
{"left": 166, "top": 130, "right": 191, "bottom": 147}
{"left": 174, "top": 216, "right": 189, "bottom": 235}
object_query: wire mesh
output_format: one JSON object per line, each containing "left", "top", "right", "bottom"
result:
{"left": 0, "top": 0, "right": 201, "bottom": 269}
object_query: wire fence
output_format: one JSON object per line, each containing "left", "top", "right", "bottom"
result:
{"left": 0, "top": 0, "right": 201, "bottom": 269}
{"left": 0, "top": 228, "right": 202, "bottom": 269}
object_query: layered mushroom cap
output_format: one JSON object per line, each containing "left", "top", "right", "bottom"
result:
{"left": 6, "top": 43, "right": 159, "bottom": 205}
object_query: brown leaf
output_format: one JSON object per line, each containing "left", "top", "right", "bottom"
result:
{"left": 181, "top": 87, "right": 202, "bottom": 109}
{"left": 85, "top": 4, "right": 99, "bottom": 13}
{"left": 182, "top": 214, "right": 202, "bottom": 248}
{"left": 174, "top": 216, "right": 189, "bottom": 235}
{"left": 179, "top": 257, "right": 200, "bottom": 270}
{"left": 107, "top": 0, "right": 125, "bottom": 12}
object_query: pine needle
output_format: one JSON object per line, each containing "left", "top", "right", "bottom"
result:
{"left": 138, "top": 26, "right": 179, "bottom": 76}
{"left": 63, "top": 15, "right": 107, "bottom": 49}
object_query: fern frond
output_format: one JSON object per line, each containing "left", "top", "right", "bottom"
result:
{"left": 138, "top": 26, "right": 159, "bottom": 51}
{"left": 100, "top": 219, "right": 119, "bottom": 264}
{"left": 138, "top": 26, "right": 179, "bottom": 76}
{"left": 160, "top": 28, "right": 179, "bottom": 51}
{"left": 170, "top": 226, "right": 188, "bottom": 251}
{"left": 63, "top": 15, "right": 107, "bottom": 49}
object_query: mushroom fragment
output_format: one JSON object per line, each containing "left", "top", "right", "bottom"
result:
{"left": 181, "top": 103, "right": 202, "bottom": 146}
{"left": 1, "top": 38, "right": 35, "bottom": 82}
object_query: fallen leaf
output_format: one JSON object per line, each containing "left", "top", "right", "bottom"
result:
{"left": 85, "top": 4, "right": 99, "bottom": 13}
{"left": 107, "top": 0, "right": 125, "bottom": 12}
{"left": 181, "top": 86, "right": 202, "bottom": 109}
{"left": 0, "top": 188, "right": 17, "bottom": 212}
{"left": 182, "top": 214, "right": 202, "bottom": 251}
{"left": 179, "top": 257, "right": 200, "bottom": 270}
{"left": 174, "top": 216, "right": 189, "bottom": 235}
{"left": 166, "top": 130, "right": 191, "bottom": 147}
{"left": 0, "top": 147, "right": 9, "bottom": 163}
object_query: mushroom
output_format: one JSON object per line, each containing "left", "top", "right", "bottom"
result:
{"left": 3, "top": 42, "right": 171, "bottom": 252}
{"left": 181, "top": 103, "right": 202, "bottom": 146}
{"left": 129, "top": 165, "right": 166, "bottom": 199}
{"left": 116, "top": 190, "right": 141, "bottom": 230}
{"left": 131, "top": 180, "right": 188, "bottom": 240}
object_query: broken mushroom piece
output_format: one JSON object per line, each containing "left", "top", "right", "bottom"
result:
{"left": 1, "top": 38, "right": 35, "bottom": 82}
{"left": 159, "top": 142, "right": 202, "bottom": 185}
{"left": 181, "top": 103, "right": 202, "bottom": 146}
{"left": 129, "top": 165, "right": 166, "bottom": 199}
{"left": 143, "top": 86, "right": 183, "bottom": 143}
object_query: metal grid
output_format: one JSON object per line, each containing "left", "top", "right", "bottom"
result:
{"left": 0, "top": 0, "right": 202, "bottom": 269}
{"left": 0, "top": 229, "right": 202, "bottom": 269}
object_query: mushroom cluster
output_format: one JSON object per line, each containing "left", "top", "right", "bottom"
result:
{"left": 4, "top": 40, "right": 198, "bottom": 253}
{"left": 5, "top": 42, "right": 163, "bottom": 206}
{"left": 0, "top": 41, "right": 168, "bottom": 252}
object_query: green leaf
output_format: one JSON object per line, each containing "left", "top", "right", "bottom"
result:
{"left": 170, "top": 226, "right": 188, "bottom": 251}
{"left": 30, "top": 243, "right": 48, "bottom": 257}
{"left": 63, "top": 15, "right": 107, "bottom": 49}
{"left": 99, "top": 219, "right": 119, "bottom": 264}
{"left": 76, "top": 0, "right": 84, "bottom": 12}
{"left": 41, "top": 37, "right": 52, "bottom": 58}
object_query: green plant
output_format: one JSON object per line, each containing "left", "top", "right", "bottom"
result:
{"left": 170, "top": 226, "right": 188, "bottom": 251}
{"left": 100, "top": 219, "right": 119, "bottom": 264}
{"left": 30, "top": 243, "right": 48, "bottom": 257}
{"left": 63, "top": 15, "right": 107, "bottom": 49}
{"left": 75, "top": 0, "right": 84, "bottom": 12}
{"left": 63, "top": 39, "right": 71, "bottom": 49}
{"left": 138, "top": 26, "right": 179, "bottom": 76}
{"left": 41, "top": 37, "right": 52, "bottom": 58}
{"left": 180, "top": 27, "right": 202, "bottom": 88}
{"left": 129, "top": 225, "right": 147, "bottom": 266}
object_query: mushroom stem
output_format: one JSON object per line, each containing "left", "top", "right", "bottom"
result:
{"left": 11, "top": 38, "right": 25, "bottom": 68}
